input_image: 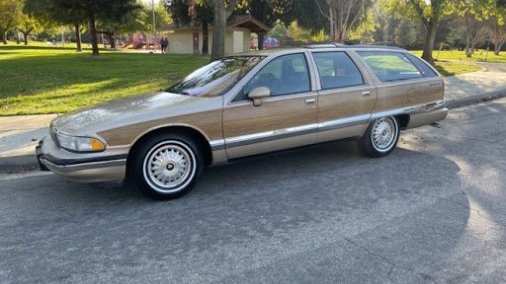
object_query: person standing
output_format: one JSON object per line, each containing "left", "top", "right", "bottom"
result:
{"left": 160, "top": 37, "right": 169, "bottom": 54}
{"left": 160, "top": 37, "right": 166, "bottom": 54}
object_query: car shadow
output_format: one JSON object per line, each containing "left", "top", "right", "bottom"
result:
{"left": 3, "top": 139, "right": 477, "bottom": 282}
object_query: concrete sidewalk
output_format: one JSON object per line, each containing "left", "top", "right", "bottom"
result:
{"left": 1, "top": 69, "right": 505, "bottom": 174}
{"left": 444, "top": 70, "right": 506, "bottom": 108}
{"left": 0, "top": 115, "right": 55, "bottom": 173}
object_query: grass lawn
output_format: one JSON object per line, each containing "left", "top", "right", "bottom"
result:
{"left": 412, "top": 49, "right": 506, "bottom": 63}
{"left": 1, "top": 45, "right": 503, "bottom": 116}
{"left": 0, "top": 45, "right": 208, "bottom": 115}
{"left": 412, "top": 49, "right": 506, "bottom": 76}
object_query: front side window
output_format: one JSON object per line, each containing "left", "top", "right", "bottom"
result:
{"left": 313, "top": 52, "right": 364, "bottom": 89}
{"left": 243, "top": 53, "right": 311, "bottom": 97}
{"left": 357, "top": 51, "right": 423, "bottom": 82}
{"left": 167, "top": 56, "right": 264, "bottom": 97}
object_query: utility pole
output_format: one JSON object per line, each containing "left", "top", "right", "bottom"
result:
{"left": 152, "top": 0, "right": 156, "bottom": 50}
{"left": 61, "top": 26, "right": 64, "bottom": 47}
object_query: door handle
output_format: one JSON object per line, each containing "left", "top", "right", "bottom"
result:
{"left": 305, "top": 98, "right": 316, "bottom": 105}
{"left": 362, "top": 91, "right": 371, "bottom": 96}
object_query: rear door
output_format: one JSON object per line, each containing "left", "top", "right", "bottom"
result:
{"left": 311, "top": 51, "right": 377, "bottom": 142}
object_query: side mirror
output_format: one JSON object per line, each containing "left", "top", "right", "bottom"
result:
{"left": 248, "top": 87, "right": 271, "bottom": 106}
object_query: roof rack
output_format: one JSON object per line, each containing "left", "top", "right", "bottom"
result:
{"left": 348, "top": 44, "right": 404, "bottom": 50}
{"left": 302, "top": 43, "right": 347, "bottom": 49}
{"left": 302, "top": 43, "right": 404, "bottom": 50}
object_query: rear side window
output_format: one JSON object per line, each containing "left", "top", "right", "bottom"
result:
{"left": 357, "top": 51, "right": 423, "bottom": 82}
{"left": 405, "top": 54, "right": 438, "bottom": 77}
{"left": 313, "top": 52, "right": 364, "bottom": 90}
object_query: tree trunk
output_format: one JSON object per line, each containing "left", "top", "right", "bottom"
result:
{"left": 257, "top": 32, "right": 265, "bottom": 50}
{"left": 75, "top": 24, "right": 82, "bottom": 52}
{"left": 88, "top": 14, "right": 99, "bottom": 56}
{"left": 329, "top": 7, "right": 335, "bottom": 42}
{"left": 202, "top": 21, "right": 209, "bottom": 55}
{"left": 22, "top": 32, "right": 28, "bottom": 45}
{"left": 495, "top": 42, "right": 504, "bottom": 55}
{"left": 421, "top": 20, "right": 438, "bottom": 64}
{"left": 107, "top": 33, "right": 116, "bottom": 49}
{"left": 211, "top": 0, "right": 226, "bottom": 60}
{"left": 2, "top": 31, "right": 7, "bottom": 44}
{"left": 465, "top": 33, "right": 472, "bottom": 57}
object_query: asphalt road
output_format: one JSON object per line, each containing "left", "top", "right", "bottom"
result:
{"left": 1, "top": 98, "right": 506, "bottom": 283}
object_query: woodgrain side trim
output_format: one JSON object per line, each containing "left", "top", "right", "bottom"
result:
{"left": 212, "top": 99, "right": 445, "bottom": 152}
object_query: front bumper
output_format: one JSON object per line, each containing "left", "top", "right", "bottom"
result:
{"left": 36, "top": 136, "right": 128, "bottom": 183}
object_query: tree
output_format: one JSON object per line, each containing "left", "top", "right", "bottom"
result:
{"left": 42, "top": 0, "right": 139, "bottom": 56}
{"left": 455, "top": 0, "right": 491, "bottom": 57}
{"left": 0, "top": 0, "right": 23, "bottom": 44}
{"left": 242, "top": 0, "right": 279, "bottom": 49}
{"left": 166, "top": 0, "right": 213, "bottom": 55}
{"left": 139, "top": 0, "right": 172, "bottom": 34}
{"left": 268, "top": 19, "right": 290, "bottom": 44}
{"left": 96, "top": 4, "right": 154, "bottom": 50}
{"left": 488, "top": 17, "right": 506, "bottom": 55}
{"left": 17, "top": 12, "right": 43, "bottom": 45}
{"left": 211, "top": 0, "right": 239, "bottom": 60}
{"left": 313, "top": 0, "right": 371, "bottom": 42}
{"left": 487, "top": 0, "right": 506, "bottom": 55}
{"left": 25, "top": 0, "right": 87, "bottom": 52}
{"left": 381, "top": 0, "right": 452, "bottom": 64}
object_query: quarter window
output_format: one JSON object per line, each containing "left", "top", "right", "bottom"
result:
{"left": 313, "top": 52, "right": 364, "bottom": 89}
{"left": 405, "top": 53, "right": 438, "bottom": 77}
{"left": 357, "top": 51, "right": 423, "bottom": 82}
{"left": 243, "top": 53, "right": 311, "bottom": 97}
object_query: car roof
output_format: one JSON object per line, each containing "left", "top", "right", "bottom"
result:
{"left": 236, "top": 44, "right": 409, "bottom": 57}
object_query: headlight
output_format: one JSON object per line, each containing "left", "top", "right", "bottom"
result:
{"left": 56, "top": 132, "right": 106, "bottom": 152}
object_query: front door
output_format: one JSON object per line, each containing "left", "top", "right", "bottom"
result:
{"left": 192, "top": 32, "right": 199, "bottom": 55}
{"left": 223, "top": 53, "right": 318, "bottom": 159}
{"left": 311, "top": 51, "right": 377, "bottom": 142}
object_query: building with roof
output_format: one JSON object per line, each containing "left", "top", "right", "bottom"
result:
{"left": 166, "top": 15, "right": 269, "bottom": 55}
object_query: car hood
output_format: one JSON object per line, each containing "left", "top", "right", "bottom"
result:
{"left": 51, "top": 92, "right": 213, "bottom": 135}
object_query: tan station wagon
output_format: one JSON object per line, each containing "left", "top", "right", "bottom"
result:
{"left": 36, "top": 44, "right": 448, "bottom": 199}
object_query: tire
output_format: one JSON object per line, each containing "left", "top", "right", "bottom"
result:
{"left": 358, "top": 116, "right": 400, "bottom": 158}
{"left": 128, "top": 133, "right": 203, "bottom": 200}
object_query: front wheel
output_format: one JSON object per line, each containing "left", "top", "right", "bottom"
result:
{"left": 358, "top": 116, "right": 400, "bottom": 158}
{"left": 129, "top": 133, "right": 203, "bottom": 200}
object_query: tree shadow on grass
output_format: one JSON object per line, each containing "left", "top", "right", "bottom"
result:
{"left": 0, "top": 52, "right": 207, "bottom": 114}
{"left": 434, "top": 63, "right": 455, "bottom": 76}
{"left": 0, "top": 44, "right": 90, "bottom": 52}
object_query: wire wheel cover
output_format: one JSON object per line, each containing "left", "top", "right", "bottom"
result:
{"left": 371, "top": 117, "right": 397, "bottom": 152}
{"left": 143, "top": 141, "right": 195, "bottom": 193}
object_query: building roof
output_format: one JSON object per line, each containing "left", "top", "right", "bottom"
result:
{"left": 227, "top": 15, "right": 270, "bottom": 33}
{"left": 167, "top": 15, "right": 270, "bottom": 33}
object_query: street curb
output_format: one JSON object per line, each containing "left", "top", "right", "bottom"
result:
{"left": 0, "top": 88, "right": 505, "bottom": 175}
{"left": 0, "top": 154, "right": 39, "bottom": 174}
{"left": 445, "top": 88, "right": 506, "bottom": 109}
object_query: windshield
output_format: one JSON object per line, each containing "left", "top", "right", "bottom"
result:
{"left": 167, "top": 56, "right": 265, "bottom": 97}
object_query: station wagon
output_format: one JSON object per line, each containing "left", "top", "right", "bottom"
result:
{"left": 36, "top": 44, "right": 448, "bottom": 199}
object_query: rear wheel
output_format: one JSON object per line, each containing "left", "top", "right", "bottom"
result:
{"left": 358, "top": 116, "right": 399, "bottom": 158}
{"left": 129, "top": 133, "right": 203, "bottom": 200}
